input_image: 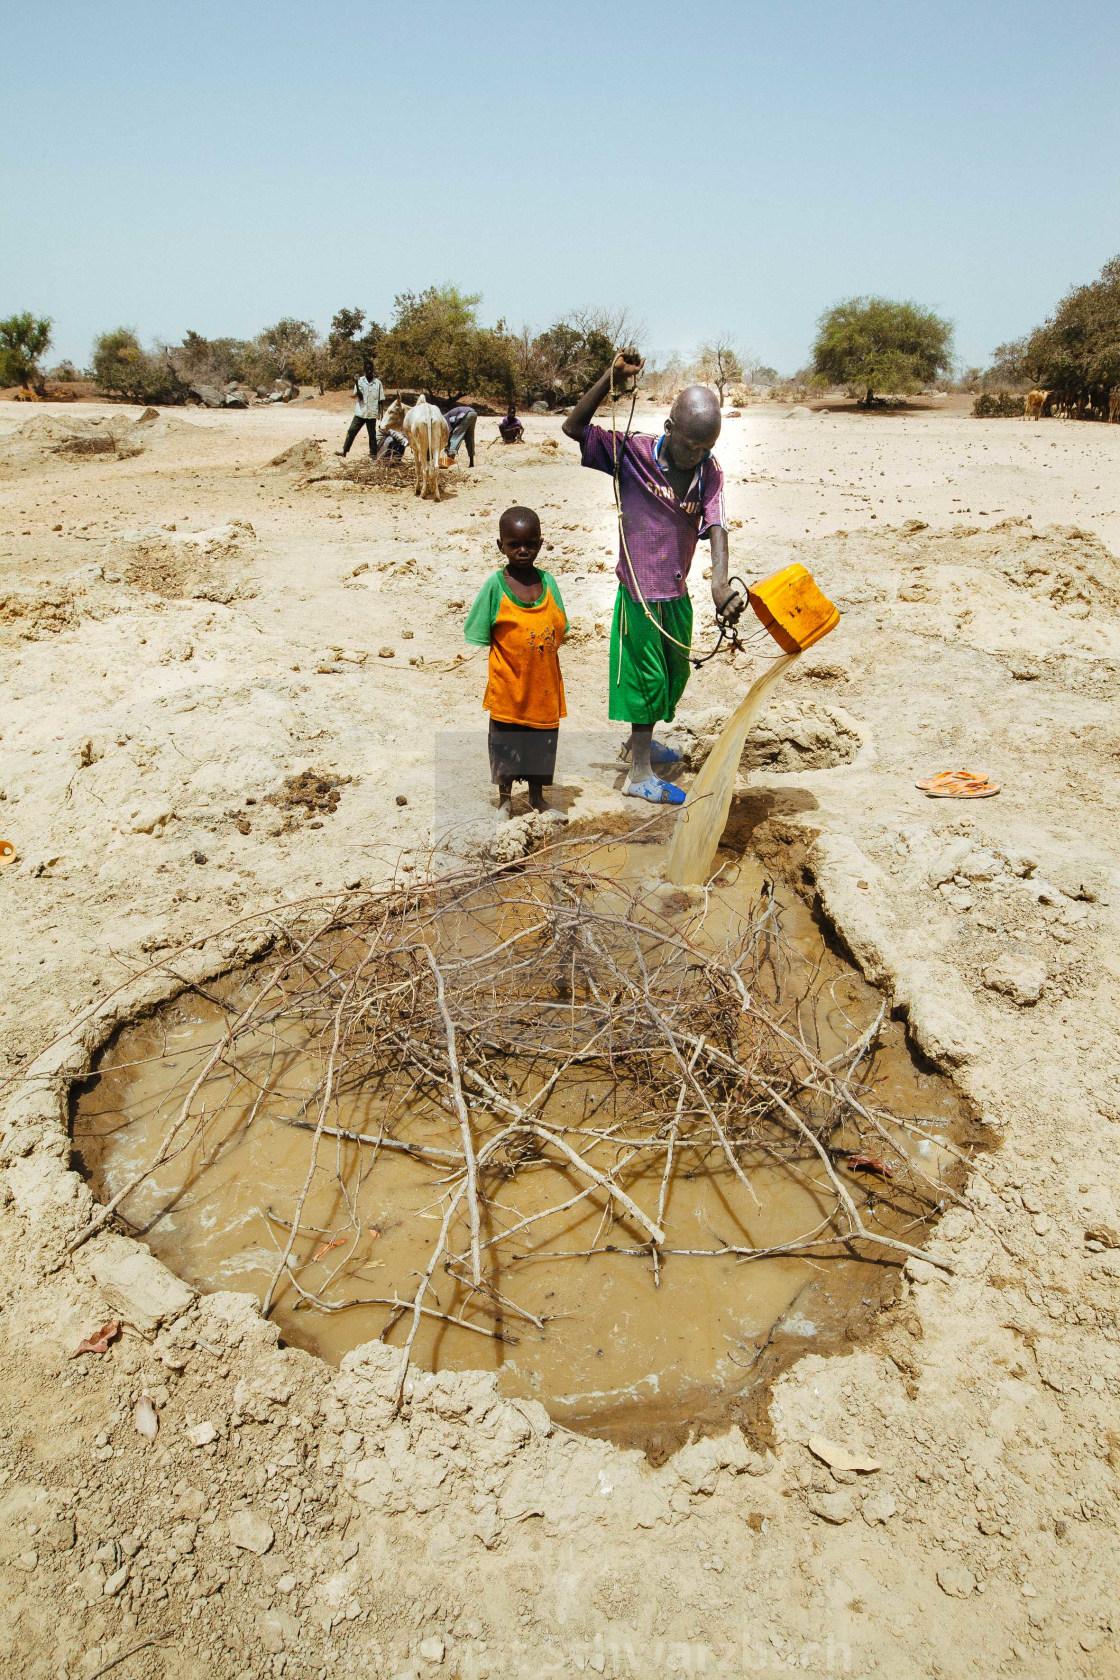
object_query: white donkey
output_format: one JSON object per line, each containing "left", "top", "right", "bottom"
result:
{"left": 402, "top": 394, "right": 450, "bottom": 500}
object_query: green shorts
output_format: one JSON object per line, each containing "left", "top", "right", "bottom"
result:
{"left": 608, "top": 586, "right": 694, "bottom": 726}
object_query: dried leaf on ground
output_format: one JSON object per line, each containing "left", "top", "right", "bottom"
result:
{"left": 70, "top": 1320, "right": 120, "bottom": 1357}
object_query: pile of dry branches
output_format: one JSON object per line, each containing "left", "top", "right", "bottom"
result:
{"left": 301, "top": 456, "right": 448, "bottom": 492}
{"left": 73, "top": 844, "right": 963, "bottom": 1400}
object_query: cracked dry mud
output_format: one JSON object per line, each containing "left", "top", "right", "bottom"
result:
{"left": 1, "top": 396, "right": 1119, "bottom": 1679}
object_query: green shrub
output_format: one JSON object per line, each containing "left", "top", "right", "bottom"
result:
{"left": 92, "top": 329, "right": 188, "bottom": 404}
{"left": 972, "top": 390, "right": 1025, "bottom": 418}
{"left": 0, "top": 312, "right": 53, "bottom": 391}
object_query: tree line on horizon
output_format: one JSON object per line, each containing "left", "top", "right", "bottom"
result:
{"left": 0, "top": 288, "right": 780, "bottom": 410}
{"left": 0, "top": 291, "right": 686, "bottom": 410}
{"left": 2, "top": 254, "right": 1118, "bottom": 415}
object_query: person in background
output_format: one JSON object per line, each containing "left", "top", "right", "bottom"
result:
{"left": 337, "top": 358, "right": 384, "bottom": 457}
{"left": 442, "top": 400, "right": 477, "bottom": 467}
{"left": 464, "top": 505, "right": 568, "bottom": 821}
{"left": 562, "top": 352, "right": 742, "bottom": 805}
{"left": 498, "top": 403, "right": 524, "bottom": 443}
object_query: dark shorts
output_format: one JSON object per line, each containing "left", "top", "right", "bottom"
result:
{"left": 488, "top": 719, "right": 558, "bottom": 785}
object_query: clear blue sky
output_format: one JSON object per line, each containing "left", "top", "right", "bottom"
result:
{"left": 3, "top": 0, "right": 1118, "bottom": 374}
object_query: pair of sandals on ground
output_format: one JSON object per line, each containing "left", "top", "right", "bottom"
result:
{"left": 619, "top": 759, "right": 1002, "bottom": 808}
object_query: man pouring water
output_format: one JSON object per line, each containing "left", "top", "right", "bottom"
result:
{"left": 563, "top": 353, "right": 743, "bottom": 804}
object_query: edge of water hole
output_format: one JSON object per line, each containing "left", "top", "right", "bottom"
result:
{"left": 4, "top": 816, "right": 994, "bottom": 1480}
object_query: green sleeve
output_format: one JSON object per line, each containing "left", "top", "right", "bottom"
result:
{"left": 464, "top": 573, "right": 502, "bottom": 646}
{"left": 542, "top": 572, "right": 568, "bottom": 633}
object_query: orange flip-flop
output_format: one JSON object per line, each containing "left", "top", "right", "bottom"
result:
{"left": 916, "top": 770, "right": 988, "bottom": 791}
{"left": 926, "top": 781, "right": 1000, "bottom": 798}
{"left": 916, "top": 770, "right": 1000, "bottom": 798}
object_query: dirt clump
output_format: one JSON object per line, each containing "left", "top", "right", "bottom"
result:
{"left": 266, "top": 768, "right": 353, "bottom": 825}
{"left": 4, "top": 412, "right": 144, "bottom": 462}
{"left": 0, "top": 579, "right": 79, "bottom": 638}
{"left": 0, "top": 408, "right": 202, "bottom": 477}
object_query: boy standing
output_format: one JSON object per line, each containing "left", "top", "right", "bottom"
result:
{"left": 563, "top": 355, "right": 742, "bottom": 804}
{"left": 337, "top": 358, "right": 384, "bottom": 457}
{"left": 464, "top": 506, "right": 568, "bottom": 819}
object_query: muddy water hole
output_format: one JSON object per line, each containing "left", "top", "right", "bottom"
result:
{"left": 74, "top": 832, "right": 971, "bottom": 1455}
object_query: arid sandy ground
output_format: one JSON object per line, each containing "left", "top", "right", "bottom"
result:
{"left": 1, "top": 395, "right": 1119, "bottom": 1679}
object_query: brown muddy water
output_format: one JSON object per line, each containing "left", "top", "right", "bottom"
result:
{"left": 73, "top": 839, "right": 969, "bottom": 1451}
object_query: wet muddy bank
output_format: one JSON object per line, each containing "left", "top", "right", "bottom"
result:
{"left": 71, "top": 833, "right": 975, "bottom": 1454}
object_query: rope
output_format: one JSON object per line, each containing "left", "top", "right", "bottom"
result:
{"left": 607, "top": 362, "right": 747, "bottom": 668}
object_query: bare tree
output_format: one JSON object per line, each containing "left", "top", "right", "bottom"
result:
{"left": 569, "top": 305, "right": 647, "bottom": 357}
{"left": 694, "top": 333, "right": 744, "bottom": 406}
{"left": 641, "top": 351, "right": 689, "bottom": 404}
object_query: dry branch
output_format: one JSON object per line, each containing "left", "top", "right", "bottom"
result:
{"left": 79, "top": 838, "right": 965, "bottom": 1399}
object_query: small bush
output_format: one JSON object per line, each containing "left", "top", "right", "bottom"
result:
{"left": 0, "top": 312, "right": 53, "bottom": 391}
{"left": 972, "top": 390, "right": 1024, "bottom": 418}
{"left": 92, "top": 329, "right": 188, "bottom": 404}
{"left": 169, "top": 330, "right": 247, "bottom": 390}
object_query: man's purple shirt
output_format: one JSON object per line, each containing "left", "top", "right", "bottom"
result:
{"left": 580, "top": 422, "right": 726, "bottom": 601}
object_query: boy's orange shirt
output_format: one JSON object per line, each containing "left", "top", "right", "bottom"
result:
{"left": 464, "top": 570, "right": 568, "bottom": 729}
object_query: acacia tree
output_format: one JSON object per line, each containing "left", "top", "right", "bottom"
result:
{"left": 694, "top": 334, "right": 743, "bottom": 405}
{"left": 0, "top": 312, "right": 53, "bottom": 393}
{"left": 380, "top": 285, "right": 515, "bottom": 402}
{"left": 170, "top": 329, "right": 248, "bottom": 388}
{"left": 323, "top": 306, "right": 385, "bottom": 389}
{"left": 812, "top": 297, "right": 953, "bottom": 406}
{"left": 517, "top": 319, "right": 613, "bottom": 406}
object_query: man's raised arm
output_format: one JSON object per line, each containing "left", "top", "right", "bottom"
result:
{"left": 562, "top": 353, "right": 644, "bottom": 445}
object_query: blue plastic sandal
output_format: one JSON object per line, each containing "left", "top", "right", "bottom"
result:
{"left": 623, "top": 775, "right": 686, "bottom": 806}
{"left": 621, "top": 738, "right": 683, "bottom": 767}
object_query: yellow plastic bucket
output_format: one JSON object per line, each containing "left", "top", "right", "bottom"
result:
{"left": 748, "top": 564, "right": 840, "bottom": 653}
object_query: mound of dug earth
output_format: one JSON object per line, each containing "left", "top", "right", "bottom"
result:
{"left": 6, "top": 412, "right": 144, "bottom": 459}
{"left": 827, "top": 517, "right": 1120, "bottom": 614}
{"left": 102, "top": 520, "right": 257, "bottom": 599}
{"left": 267, "top": 437, "right": 326, "bottom": 473}
{"left": 669, "top": 698, "right": 862, "bottom": 773}
{"left": 0, "top": 408, "right": 200, "bottom": 473}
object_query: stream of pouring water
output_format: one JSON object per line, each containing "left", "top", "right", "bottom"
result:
{"left": 666, "top": 653, "right": 799, "bottom": 886}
